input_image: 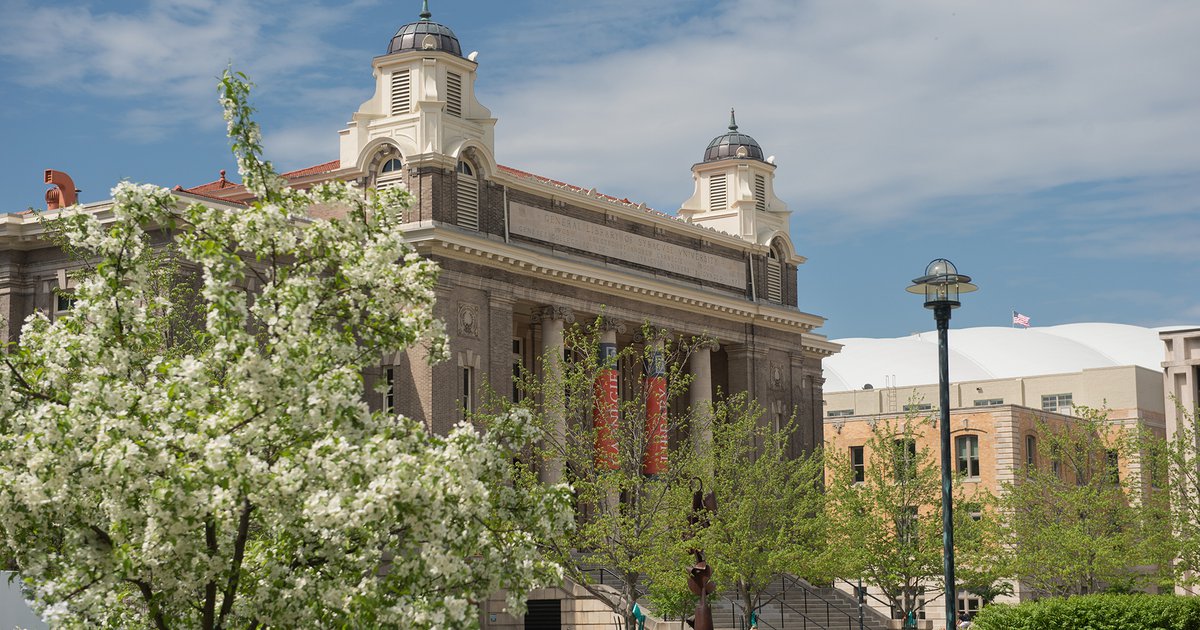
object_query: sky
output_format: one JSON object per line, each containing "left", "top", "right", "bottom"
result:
{"left": 0, "top": 0, "right": 1197, "bottom": 340}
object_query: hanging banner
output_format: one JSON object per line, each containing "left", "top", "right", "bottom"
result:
{"left": 593, "top": 342, "right": 620, "bottom": 471}
{"left": 642, "top": 346, "right": 668, "bottom": 476}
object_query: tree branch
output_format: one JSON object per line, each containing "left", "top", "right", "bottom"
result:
{"left": 204, "top": 517, "right": 218, "bottom": 630}
{"left": 216, "top": 498, "right": 253, "bottom": 630}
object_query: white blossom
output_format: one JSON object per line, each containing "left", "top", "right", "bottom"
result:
{"left": 0, "top": 70, "right": 570, "bottom": 630}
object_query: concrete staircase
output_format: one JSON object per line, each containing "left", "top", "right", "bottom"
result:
{"left": 575, "top": 566, "right": 890, "bottom": 630}
{"left": 705, "top": 576, "right": 890, "bottom": 630}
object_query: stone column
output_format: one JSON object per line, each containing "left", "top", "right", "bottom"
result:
{"left": 689, "top": 342, "right": 718, "bottom": 452}
{"left": 487, "top": 293, "right": 516, "bottom": 404}
{"left": 642, "top": 329, "right": 670, "bottom": 476}
{"left": 593, "top": 317, "right": 625, "bottom": 471}
{"left": 533, "top": 305, "right": 573, "bottom": 484}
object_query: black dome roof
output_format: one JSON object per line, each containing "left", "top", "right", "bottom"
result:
{"left": 387, "top": 2, "right": 462, "bottom": 57}
{"left": 703, "top": 110, "right": 764, "bottom": 163}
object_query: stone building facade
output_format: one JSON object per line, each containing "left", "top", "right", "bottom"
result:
{"left": 0, "top": 6, "right": 837, "bottom": 629}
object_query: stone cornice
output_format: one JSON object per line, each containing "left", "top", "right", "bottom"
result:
{"left": 403, "top": 222, "right": 840, "bottom": 358}
{"left": 491, "top": 168, "right": 781, "bottom": 259}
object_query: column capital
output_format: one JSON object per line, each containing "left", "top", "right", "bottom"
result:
{"left": 487, "top": 291, "right": 517, "bottom": 309}
{"left": 531, "top": 305, "right": 575, "bottom": 325}
{"left": 596, "top": 315, "right": 627, "bottom": 334}
{"left": 725, "top": 342, "right": 767, "bottom": 359}
{"left": 634, "top": 326, "right": 671, "bottom": 345}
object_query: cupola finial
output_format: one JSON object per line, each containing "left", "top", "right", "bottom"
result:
{"left": 419, "top": 0, "right": 431, "bottom": 20}
{"left": 729, "top": 108, "right": 738, "bottom": 131}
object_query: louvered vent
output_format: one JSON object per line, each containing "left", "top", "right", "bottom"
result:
{"left": 755, "top": 174, "right": 767, "bottom": 212}
{"left": 446, "top": 72, "right": 463, "bottom": 118}
{"left": 390, "top": 70, "right": 411, "bottom": 115}
{"left": 456, "top": 161, "right": 479, "bottom": 230}
{"left": 766, "top": 257, "right": 782, "bottom": 303}
{"left": 709, "top": 174, "right": 727, "bottom": 210}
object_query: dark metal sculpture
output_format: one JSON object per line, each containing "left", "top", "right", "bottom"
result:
{"left": 684, "top": 479, "right": 717, "bottom": 630}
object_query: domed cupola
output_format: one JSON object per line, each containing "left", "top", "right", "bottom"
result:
{"left": 678, "top": 109, "right": 790, "bottom": 247}
{"left": 341, "top": 0, "right": 497, "bottom": 191}
{"left": 703, "top": 109, "right": 764, "bottom": 163}
{"left": 387, "top": 1, "right": 462, "bottom": 57}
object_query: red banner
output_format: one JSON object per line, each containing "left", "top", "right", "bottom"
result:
{"left": 642, "top": 347, "right": 668, "bottom": 476}
{"left": 593, "top": 342, "right": 619, "bottom": 470}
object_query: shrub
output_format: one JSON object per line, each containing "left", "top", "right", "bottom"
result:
{"left": 972, "top": 593, "right": 1200, "bottom": 630}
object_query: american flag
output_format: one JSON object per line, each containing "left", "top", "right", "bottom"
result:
{"left": 1012, "top": 311, "right": 1031, "bottom": 328}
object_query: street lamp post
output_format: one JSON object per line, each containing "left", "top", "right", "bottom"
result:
{"left": 906, "top": 259, "right": 977, "bottom": 630}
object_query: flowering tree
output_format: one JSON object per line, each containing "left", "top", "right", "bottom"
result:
{"left": 0, "top": 71, "right": 571, "bottom": 629}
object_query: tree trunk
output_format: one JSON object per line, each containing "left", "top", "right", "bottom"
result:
{"left": 740, "top": 580, "right": 754, "bottom": 629}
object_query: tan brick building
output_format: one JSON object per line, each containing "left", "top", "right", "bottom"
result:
{"left": 822, "top": 323, "right": 1170, "bottom": 626}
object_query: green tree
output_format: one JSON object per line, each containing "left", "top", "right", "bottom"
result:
{"left": 695, "top": 393, "right": 827, "bottom": 629}
{"left": 1166, "top": 404, "right": 1200, "bottom": 585}
{"left": 825, "top": 414, "right": 999, "bottom": 622}
{"left": 997, "top": 406, "right": 1173, "bottom": 597}
{"left": 0, "top": 71, "right": 571, "bottom": 629}
{"left": 504, "top": 319, "right": 703, "bottom": 630}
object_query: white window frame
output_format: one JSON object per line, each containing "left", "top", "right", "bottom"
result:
{"left": 956, "top": 434, "right": 980, "bottom": 479}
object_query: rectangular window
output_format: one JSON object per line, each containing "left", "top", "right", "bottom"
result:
{"left": 384, "top": 367, "right": 396, "bottom": 414}
{"left": 446, "top": 72, "right": 463, "bottom": 118}
{"left": 956, "top": 434, "right": 980, "bottom": 478}
{"left": 390, "top": 69, "right": 411, "bottom": 115}
{"left": 765, "top": 257, "right": 782, "bottom": 303}
{"left": 55, "top": 291, "right": 76, "bottom": 314}
{"left": 1106, "top": 449, "right": 1120, "bottom": 484}
{"left": 958, "top": 594, "right": 981, "bottom": 617}
{"left": 903, "top": 403, "right": 933, "bottom": 412}
{"left": 895, "top": 505, "right": 918, "bottom": 545}
{"left": 708, "top": 174, "right": 727, "bottom": 209}
{"left": 461, "top": 366, "right": 475, "bottom": 414}
{"left": 1042, "top": 393, "right": 1073, "bottom": 413}
{"left": 1052, "top": 458, "right": 1061, "bottom": 479}
{"left": 894, "top": 439, "right": 917, "bottom": 481}
{"left": 850, "top": 446, "right": 865, "bottom": 483}
{"left": 1026, "top": 435, "right": 1036, "bottom": 467}
{"left": 754, "top": 174, "right": 767, "bottom": 211}
{"left": 973, "top": 398, "right": 1003, "bottom": 406}
{"left": 512, "top": 337, "right": 525, "bottom": 403}
{"left": 456, "top": 172, "right": 479, "bottom": 230}
{"left": 827, "top": 409, "right": 855, "bottom": 417}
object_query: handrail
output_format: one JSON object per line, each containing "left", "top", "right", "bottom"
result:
{"left": 775, "top": 575, "right": 858, "bottom": 629}
{"left": 831, "top": 577, "right": 894, "bottom": 613}
{"left": 780, "top": 574, "right": 865, "bottom": 619}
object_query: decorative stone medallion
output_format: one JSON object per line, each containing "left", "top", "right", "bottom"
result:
{"left": 458, "top": 303, "right": 480, "bottom": 338}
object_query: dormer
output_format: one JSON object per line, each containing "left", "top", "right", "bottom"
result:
{"left": 678, "top": 110, "right": 790, "bottom": 248}
{"left": 339, "top": 1, "right": 497, "bottom": 182}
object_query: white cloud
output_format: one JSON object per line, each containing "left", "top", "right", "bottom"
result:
{"left": 0, "top": 0, "right": 368, "bottom": 138}
{"left": 484, "top": 0, "right": 1200, "bottom": 235}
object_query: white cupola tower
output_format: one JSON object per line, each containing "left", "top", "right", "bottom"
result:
{"left": 339, "top": 1, "right": 497, "bottom": 184}
{"left": 678, "top": 110, "right": 790, "bottom": 247}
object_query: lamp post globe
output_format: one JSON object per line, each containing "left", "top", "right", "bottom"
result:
{"left": 907, "top": 258, "right": 976, "bottom": 630}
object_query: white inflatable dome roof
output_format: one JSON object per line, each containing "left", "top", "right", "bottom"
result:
{"left": 823, "top": 323, "right": 1179, "bottom": 393}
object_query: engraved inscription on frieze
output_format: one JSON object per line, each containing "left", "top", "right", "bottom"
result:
{"left": 508, "top": 202, "right": 746, "bottom": 289}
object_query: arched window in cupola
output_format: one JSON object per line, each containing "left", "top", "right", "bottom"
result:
{"left": 456, "top": 159, "right": 479, "bottom": 230}
{"left": 377, "top": 157, "right": 405, "bottom": 190}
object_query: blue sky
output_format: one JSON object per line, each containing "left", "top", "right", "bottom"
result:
{"left": 1, "top": 0, "right": 1197, "bottom": 340}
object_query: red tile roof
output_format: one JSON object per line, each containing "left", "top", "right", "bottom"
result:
{"left": 281, "top": 159, "right": 340, "bottom": 178}
{"left": 178, "top": 159, "right": 678, "bottom": 221}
